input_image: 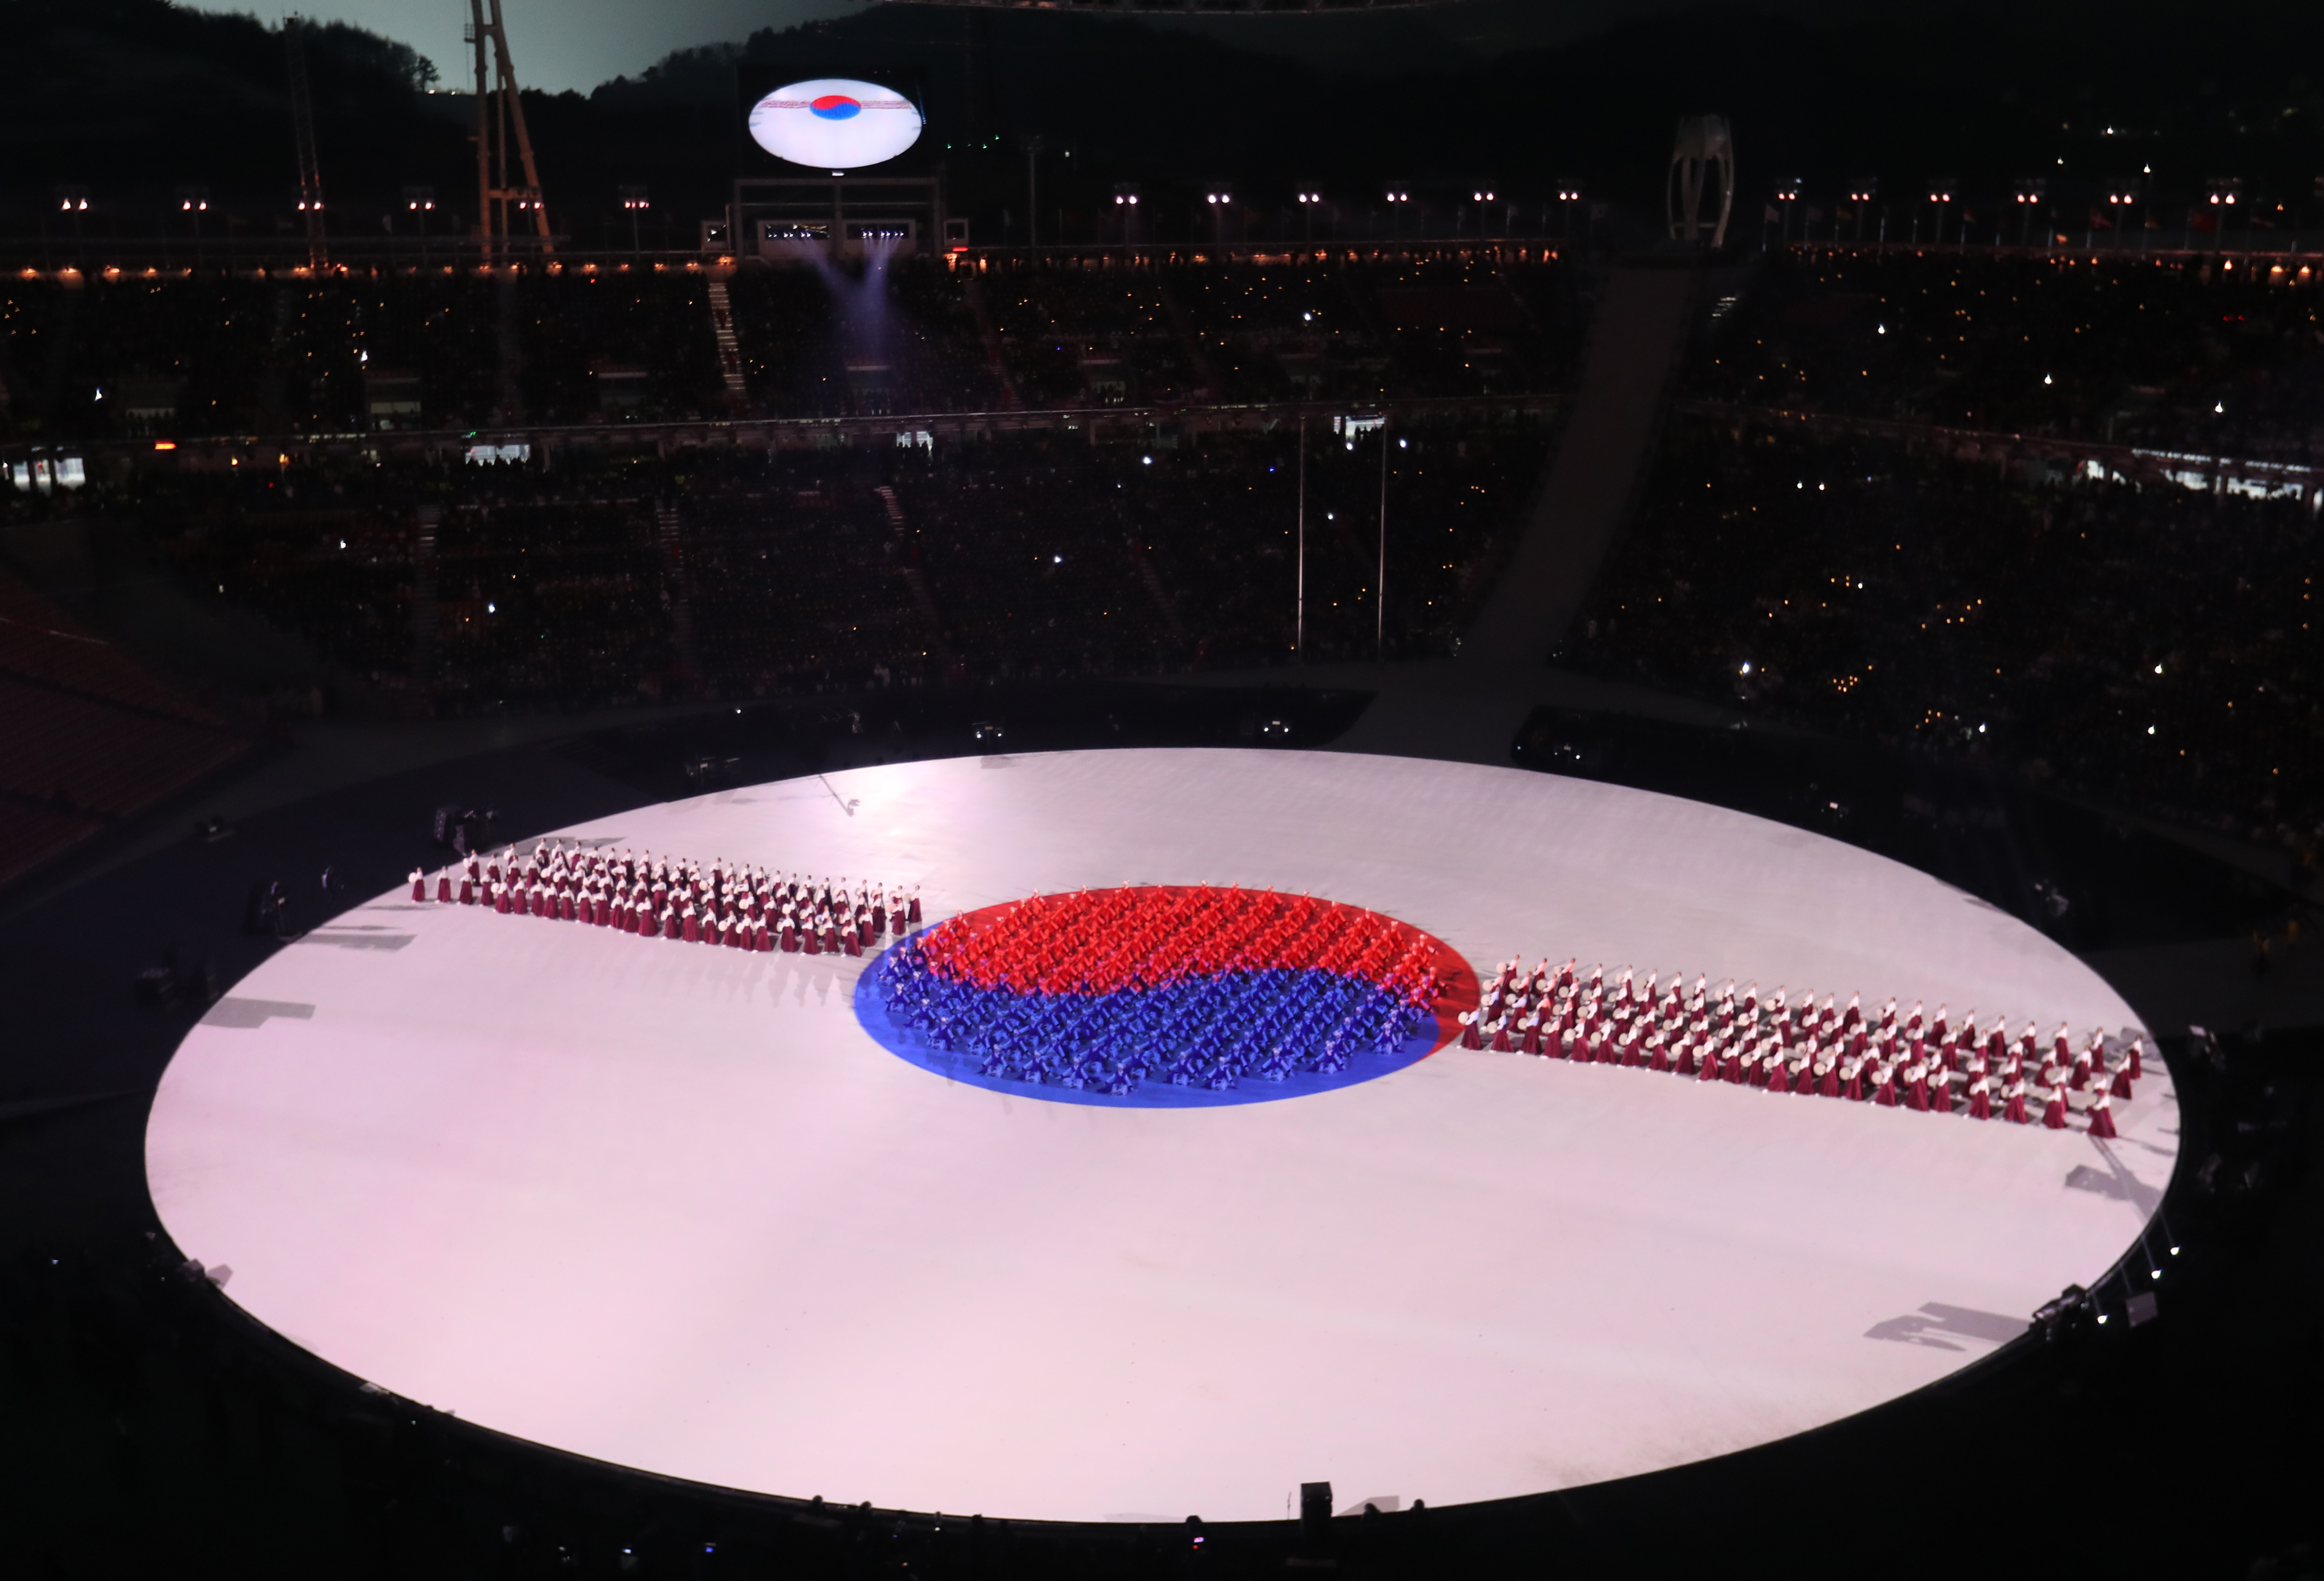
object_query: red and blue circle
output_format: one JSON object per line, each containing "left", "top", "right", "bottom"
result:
{"left": 810, "top": 95, "right": 860, "bottom": 120}
{"left": 855, "top": 886, "right": 1474, "bottom": 1108}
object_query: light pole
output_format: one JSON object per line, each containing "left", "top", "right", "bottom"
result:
{"left": 1556, "top": 188, "right": 1580, "bottom": 246}
{"left": 1375, "top": 421, "right": 1389, "bottom": 662}
{"left": 1020, "top": 135, "right": 1045, "bottom": 254}
{"left": 1469, "top": 187, "right": 1496, "bottom": 241}
{"left": 2206, "top": 176, "right": 2243, "bottom": 257}
{"left": 1847, "top": 181, "right": 1877, "bottom": 245}
{"left": 405, "top": 185, "right": 436, "bottom": 264}
{"left": 2014, "top": 178, "right": 2046, "bottom": 250}
{"left": 1925, "top": 179, "right": 1957, "bottom": 248}
{"left": 1205, "top": 188, "right": 1231, "bottom": 250}
{"left": 177, "top": 185, "right": 209, "bottom": 269}
{"left": 1113, "top": 183, "right": 1139, "bottom": 249}
{"left": 1774, "top": 179, "right": 1801, "bottom": 247}
{"left": 1294, "top": 415, "right": 1305, "bottom": 660}
{"left": 2105, "top": 179, "right": 2141, "bottom": 254}
{"left": 1385, "top": 188, "right": 1409, "bottom": 243}
{"left": 56, "top": 187, "right": 89, "bottom": 269}
{"left": 1297, "top": 189, "right": 1322, "bottom": 247}
{"left": 620, "top": 186, "right": 649, "bottom": 258}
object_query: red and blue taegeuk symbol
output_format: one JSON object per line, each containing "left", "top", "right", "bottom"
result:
{"left": 857, "top": 886, "right": 1474, "bottom": 1108}
{"left": 809, "top": 95, "right": 862, "bottom": 120}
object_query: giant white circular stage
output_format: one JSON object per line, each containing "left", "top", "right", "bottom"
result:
{"left": 146, "top": 750, "right": 2176, "bottom": 1522}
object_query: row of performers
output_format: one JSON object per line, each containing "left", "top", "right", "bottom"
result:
{"left": 408, "top": 844, "right": 921, "bottom": 956}
{"left": 1480, "top": 959, "right": 2107, "bottom": 1063}
{"left": 1458, "top": 959, "right": 2140, "bottom": 1137}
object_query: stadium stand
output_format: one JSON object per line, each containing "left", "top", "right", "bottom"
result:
{"left": 0, "top": 568, "right": 247, "bottom": 885}
{"left": 1572, "top": 417, "right": 2322, "bottom": 871}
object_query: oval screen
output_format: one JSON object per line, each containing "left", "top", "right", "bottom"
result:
{"left": 746, "top": 77, "right": 924, "bottom": 170}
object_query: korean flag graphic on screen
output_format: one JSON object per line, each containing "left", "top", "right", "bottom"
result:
{"left": 747, "top": 78, "right": 924, "bottom": 170}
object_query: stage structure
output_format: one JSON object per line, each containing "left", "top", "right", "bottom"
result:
{"left": 1668, "top": 114, "right": 1735, "bottom": 249}
{"left": 730, "top": 70, "right": 953, "bottom": 263}
{"left": 149, "top": 750, "right": 2170, "bottom": 1525}
{"left": 466, "top": 0, "right": 552, "bottom": 264}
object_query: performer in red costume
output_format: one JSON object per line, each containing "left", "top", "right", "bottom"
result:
{"left": 2040, "top": 1076, "right": 2068, "bottom": 1130}
{"left": 2085, "top": 1082, "right": 2118, "bottom": 1139}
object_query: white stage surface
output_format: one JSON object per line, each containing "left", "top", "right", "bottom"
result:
{"left": 147, "top": 750, "right": 2176, "bottom": 1522}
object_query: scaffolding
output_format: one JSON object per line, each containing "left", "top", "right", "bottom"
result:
{"left": 284, "top": 16, "right": 327, "bottom": 267}
{"left": 466, "top": 0, "right": 553, "bottom": 264}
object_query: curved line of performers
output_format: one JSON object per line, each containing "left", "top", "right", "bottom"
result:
{"left": 409, "top": 843, "right": 921, "bottom": 956}
{"left": 1459, "top": 958, "right": 2141, "bottom": 1138}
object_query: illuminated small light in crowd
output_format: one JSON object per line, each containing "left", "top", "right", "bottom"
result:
{"left": 1052, "top": 555, "right": 1062, "bottom": 564}
{"left": 1142, "top": 455, "right": 1152, "bottom": 465}
{"left": 487, "top": 602, "right": 496, "bottom": 613}
{"left": 2147, "top": 725, "right": 2156, "bottom": 734}
{"left": 1398, "top": 438, "right": 1408, "bottom": 448}
{"left": 2096, "top": 1313, "right": 2108, "bottom": 1324}
{"left": 1977, "top": 723, "right": 1986, "bottom": 733}
{"left": 1877, "top": 324, "right": 1885, "bottom": 335}
{"left": 2215, "top": 401, "right": 2225, "bottom": 413}
{"left": 338, "top": 539, "right": 346, "bottom": 549}
{"left": 2043, "top": 373, "right": 2053, "bottom": 385}
{"left": 1739, "top": 662, "right": 1752, "bottom": 675}
{"left": 2154, "top": 664, "right": 2163, "bottom": 674}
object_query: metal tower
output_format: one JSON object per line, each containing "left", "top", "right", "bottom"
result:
{"left": 467, "top": 0, "right": 553, "bottom": 264}
{"left": 284, "top": 16, "right": 328, "bottom": 267}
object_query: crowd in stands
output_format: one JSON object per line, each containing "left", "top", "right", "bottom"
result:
{"left": 1459, "top": 956, "right": 2142, "bottom": 1135}
{"left": 17, "top": 415, "right": 1545, "bottom": 711}
{"left": 514, "top": 273, "right": 727, "bottom": 424}
{"left": 0, "top": 254, "right": 1578, "bottom": 439}
{"left": 1696, "top": 250, "right": 2324, "bottom": 462}
{"left": 10, "top": 246, "right": 2316, "bottom": 889}
{"left": 0, "top": 567, "right": 247, "bottom": 885}
{"left": 1574, "top": 418, "right": 2323, "bottom": 865}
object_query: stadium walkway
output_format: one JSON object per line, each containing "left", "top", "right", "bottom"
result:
{"left": 1336, "top": 264, "right": 1700, "bottom": 763}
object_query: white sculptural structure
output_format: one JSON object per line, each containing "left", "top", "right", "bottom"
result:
{"left": 1668, "top": 115, "right": 1736, "bottom": 248}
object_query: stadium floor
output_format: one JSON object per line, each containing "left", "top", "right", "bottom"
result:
{"left": 145, "top": 749, "right": 2175, "bottom": 1522}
